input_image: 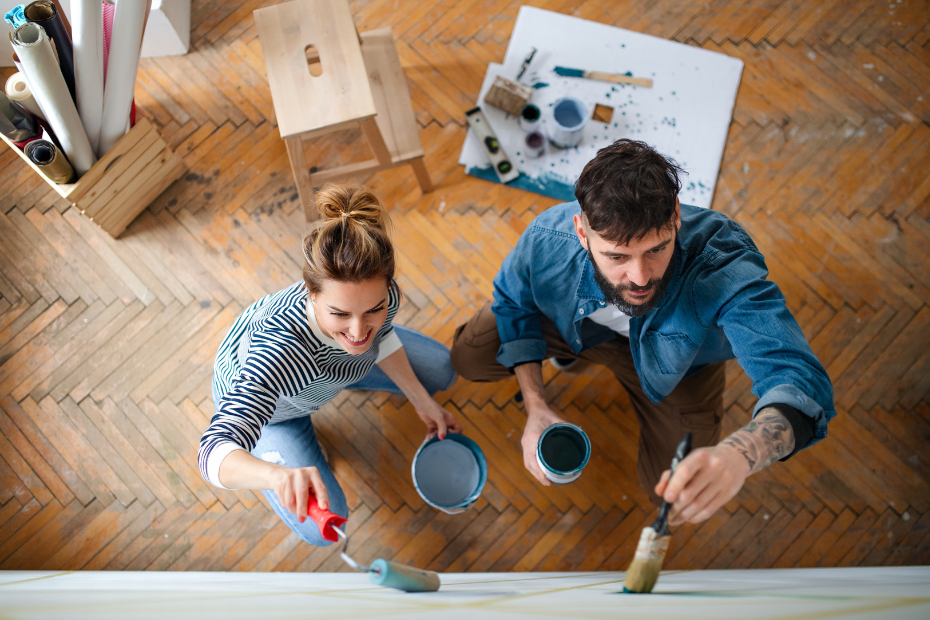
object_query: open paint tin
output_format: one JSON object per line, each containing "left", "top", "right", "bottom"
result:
{"left": 412, "top": 433, "right": 487, "bottom": 514}
{"left": 518, "top": 103, "right": 542, "bottom": 132}
{"left": 547, "top": 96, "right": 588, "bottom": 148}
{"left": 524, "top": 131, "right": 546, "bottom": 158}
{"left": 536, "top": 422, "right": 591, "bottom": 484}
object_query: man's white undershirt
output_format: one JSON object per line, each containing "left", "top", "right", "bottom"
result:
{"left": 587, "top": 304, "right": 631, "bottom": 338}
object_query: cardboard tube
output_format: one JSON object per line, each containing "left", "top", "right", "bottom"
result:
{"left": 73, "top": 0, "right": 104, "bottom": 153}
{"left": 98, "top": 0, "right": 149, "bottom": 156}
{"left": 4, "top": 72, "right": 46, "bottom": 121}
{"left": 24, "top": 1, "right": 76, "bottom": 103}
{"left": 11, "top": 22, "right": 97, "bottom": 175}
{"left": 26, "top": 139, "right": 75, "bottom": 183}
{"left": 0, "top": 91, "right": 41, "bottom": 143}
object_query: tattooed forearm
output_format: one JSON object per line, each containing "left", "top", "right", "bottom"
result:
{"left": 719, "top": 408, "right": 795, "bottom": 475}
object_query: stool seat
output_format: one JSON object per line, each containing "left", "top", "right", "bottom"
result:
{"left": 254, "top": 0, "right": 376, "bottom": 138}
{"left": 254, "top": 0, "right": 433, "bottom": 220}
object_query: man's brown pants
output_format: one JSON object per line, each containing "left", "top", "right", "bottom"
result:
{"left": 450, "top": 303, "right": 726, "bottom": 506}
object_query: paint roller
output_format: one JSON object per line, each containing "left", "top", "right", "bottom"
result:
{"left": 308, "top": 496, "right": 440, "bottom": 592}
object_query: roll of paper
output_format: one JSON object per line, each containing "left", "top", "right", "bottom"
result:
{"left": 11, "top": 22, "right": 97, "bottom": 176}
{"left": 4, "top": 72, "right": 46, "bottom": 120}
{"left": 102, "top": 0, "right": 115, "bottom": 77}
{"left": 0, "top": 91, "right": 41, "bottom": 143}
{"left": 26, "top": 139, "right": 75, "bottom": 183}
{"left": 98, "top": 0, "right": 148, "bottom": 156}
{"left": 73, "top": 0, "right": 104, "bottom": 153}
{"left": 24, "top": 1, "right": 76, "bottom": 103}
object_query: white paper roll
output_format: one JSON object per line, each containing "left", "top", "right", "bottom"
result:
{"left": 4, "top": 72, "right": 46, "bottom": 121}
{"left": 98, "top": 0, "right": 149, "bottom": 156}
{"left": 73, "top": 0, "right": 105, "bottom": 154}
{"left": 11, "top": 22, "right": 97, "bottom": 176}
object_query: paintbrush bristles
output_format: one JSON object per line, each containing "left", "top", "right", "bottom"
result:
{"left": 623, "top": 526, "right": 670, "bottom": 593}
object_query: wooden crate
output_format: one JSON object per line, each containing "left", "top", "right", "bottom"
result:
{"left": 0, "top": 118, "right": 186, "bottom": 237}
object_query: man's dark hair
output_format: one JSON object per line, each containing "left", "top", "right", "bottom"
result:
{"left": 574, "top": 139, "right": 684, "bottom": 245}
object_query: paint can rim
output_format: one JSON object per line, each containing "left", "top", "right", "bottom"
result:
{"left": 536, "top": 422, "right": 592, "bottom": 480}
{"left": 411, "top": 432, "right": 487, "bottom": 514}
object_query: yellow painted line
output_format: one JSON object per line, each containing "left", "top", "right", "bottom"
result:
{"left": 0, "top": 572, "right": 74, "bottom": 587}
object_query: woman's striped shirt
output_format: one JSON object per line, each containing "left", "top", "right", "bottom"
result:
{"left": 199, "top": 281, "right": 402, "bottom": 488}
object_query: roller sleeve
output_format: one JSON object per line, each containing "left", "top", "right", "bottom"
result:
{"left": 369, "top": 559, "right": 440, "bottom": 592}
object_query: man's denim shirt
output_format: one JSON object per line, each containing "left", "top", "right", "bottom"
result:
{"left": 492, "top": 201, "right": 835, "bottom": 450}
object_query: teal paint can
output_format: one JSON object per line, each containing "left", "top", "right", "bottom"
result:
{"left": 412, "top": 433, "right": 487, "bottom": 514}
{"left": 536, "top": 422, "right": 591, "bottom": 484}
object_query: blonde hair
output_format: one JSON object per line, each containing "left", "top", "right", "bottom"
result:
{"left": 302, "top": 184, "right": 397, "bottom": 295}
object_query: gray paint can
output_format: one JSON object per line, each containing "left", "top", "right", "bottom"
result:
{"left": 536, "top": 422, "right": 591, "bottom": 484}
{"left": 412, "top": 433, "right": 487, "bottom": 514}
{"left": 547, "top": 97, "right": 588, "bottom": 148}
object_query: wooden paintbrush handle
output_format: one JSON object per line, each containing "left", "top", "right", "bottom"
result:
{"left": 586, "top": 71, "right": 653, "bottom": 88}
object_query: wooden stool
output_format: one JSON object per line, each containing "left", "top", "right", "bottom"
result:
{"left": 254, "top": 0, "right": 432, "bottom": 221}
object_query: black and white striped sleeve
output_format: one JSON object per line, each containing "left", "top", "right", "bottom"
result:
{"left": 198, "top": 326, "right": 319, "bottom": 488}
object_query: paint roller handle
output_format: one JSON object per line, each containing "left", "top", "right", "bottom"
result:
{"left": 306, "top": 495, "right": 347, "bottom": 543}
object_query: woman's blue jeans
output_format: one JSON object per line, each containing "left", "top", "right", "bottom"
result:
{"left": 211, "top": 325, "right": 456, "bottom": 546}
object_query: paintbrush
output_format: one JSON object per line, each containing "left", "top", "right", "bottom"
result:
{"left": 553, "top": 66, "right": 653, "bottom": 88}
{"left": 623, "top": 432, "right": 692, "bottom": 594}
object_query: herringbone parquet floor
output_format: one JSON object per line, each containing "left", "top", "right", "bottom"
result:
{"left": 1, "top": 0, "right": 929, "bottom": 574}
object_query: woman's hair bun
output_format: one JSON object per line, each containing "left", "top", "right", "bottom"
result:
{"left": 302, "top": 184, "right": 397, "bottom": 296}
{"left": 315, "top": 184, "right": 387, "bottom": 231}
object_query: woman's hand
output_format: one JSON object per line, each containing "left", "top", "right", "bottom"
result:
{"left": 415, "top": 398, "right": 462, "bottom": 440}
{"left": 272, "top": 466, "right": 330, "bottom": 523}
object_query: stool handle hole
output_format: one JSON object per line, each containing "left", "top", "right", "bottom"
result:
{"left": 305, "top": 45, "right": 323, "bottom": 77}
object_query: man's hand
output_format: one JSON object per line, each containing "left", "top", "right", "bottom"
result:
{"left": 654, "top": 443, "right": 750, "bottom": 525}
{"left": 415, "top": 398, "right": 463, "bottom": 441}
{"left": 521, "top": 406, "right": 565, "bottom": 486}
{"left": 654, "top": 407, "right": 796, "bottom": 525}
{"left": 272, "top": 466, "right": 330, "bottom": 523}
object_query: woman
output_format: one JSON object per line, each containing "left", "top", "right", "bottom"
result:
{"left": 199, "top": 184, "right": 461, "bottom": 545}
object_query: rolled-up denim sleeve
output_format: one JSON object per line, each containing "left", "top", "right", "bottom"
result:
{"left": 492, "top": 229, "right": 548, "bottom": 368}
{"left": 696, "top": 250, "right": 836, "bottom": 451}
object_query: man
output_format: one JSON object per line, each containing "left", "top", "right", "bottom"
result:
{"left": 451, "top": 139, "right": 834, "bottom": 526}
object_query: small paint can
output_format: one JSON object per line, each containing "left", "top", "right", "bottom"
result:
{"left": 536, "top": 422, "right": 591, "bottom": 484}
{"left": 412, "top": 433, "right": 487, "bottom": 514}
{"left": 524, "top": 131, "right": 546, "bottom": 158}
{"left": 547, "top": 96, "right": 588, "bottom": 148}
{"left": 518, "top": 103, "right": 542, "bottom": 132}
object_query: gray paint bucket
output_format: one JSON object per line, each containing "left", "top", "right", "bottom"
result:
{"left": 536, "top": 422, "right": 591, "bottom": 484}
{"left": 412, "top": 433, "right": 487, "bottom": 514}
{"left": 547, "top": 96, "right": 588, "bottom": 148}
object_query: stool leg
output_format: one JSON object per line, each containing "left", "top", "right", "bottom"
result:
{"left": 409, "top": 157, "right": 433, "bottom": 193}
{"left": 285, "top": 136, "right": 317, "bottom": 221}
{"left": 359, "top": 118, "right": 393, "bottom": 166}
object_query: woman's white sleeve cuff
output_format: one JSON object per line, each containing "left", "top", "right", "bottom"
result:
{"left": 207, "top": 442, "right": 247, "bottom": 489}
{"left": 375, "top": 330, "right": 404, "bottom": 363}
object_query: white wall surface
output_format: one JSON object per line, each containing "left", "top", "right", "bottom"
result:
{"left": 1, "top": 567, "right": 929, "bottom": 619}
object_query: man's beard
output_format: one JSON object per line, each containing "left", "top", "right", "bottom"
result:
{"left": 588, "top": 247, "right": 675, "bottom": 317}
